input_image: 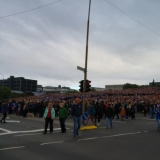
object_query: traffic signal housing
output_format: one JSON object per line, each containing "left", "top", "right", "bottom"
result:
{"left": 79, "top": 80, "right": 84, "bottom": 92}
{"left": 86, "top": 80, "right": 91, "bottom": 92}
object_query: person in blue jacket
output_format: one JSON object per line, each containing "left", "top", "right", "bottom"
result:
{"left": 84, "top": 100, "right": 97, "bottom": 126}
{"left": 0, "top": 101, "right": 8, "bottom": 123}
{"left": 155, "top": 105, "right": 160, "bottom": 132}
{"left": 71, "top": 98, "right": 82, "bottom": 138}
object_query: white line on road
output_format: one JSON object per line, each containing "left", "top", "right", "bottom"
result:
{"left": 6, "top": 120, "right": 20, "bottom": 123}
{"left": 13, "top": 130, "right": 62, "bottom": 137}
{"left": 78, "top": 132, "right": 142, "bottom": 141}
{"left": 0, "top": 128, "right": 65, "bottom": 136}
{"left": 102, "top": 132, "right": 141, "bottom": 138}
{"left": 0, "top": 146, "right": 25, "bottom": 151}
{"left": 40, "top": 141, "right": 63, "bottom": 145}
{"left": 13, "top": 133, "right": 42, "bottom": 137}
{"left": 0, "top": 128, "right": 12, "bottom": 133}
{"left": 78, "top": 137, "right": 98, "bottom": 141}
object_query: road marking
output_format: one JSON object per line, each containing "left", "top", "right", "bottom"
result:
{"left": 78, "top": 137, "right": 98, "bottom": 141}
{"left": 6, "top": 120, "right": 20, "bottom": 123}
{"left": 102, "top": 132, "right": 140, "bottom": 138}
{"left": 13, "top": 130, "right": 62, "bottom": 137}
{"left": 0, "top": 146, "right": 25, "bottom": 151}
{"left": 0, "top": 128, "right": 12, "bottom": 133}
{"left": 0, "top": 128, "right": 65, "bottom": 136}
{"left": 40, "top": 141, "right": 63, "bottom": 145}
{"left": 78, "top": 132, "right": 142, "bottom": 141}
{"left": 13, "top": 133, "right": 42, "bottom": 137}
{"left": 144, "top": 131, "right": 148, "bottom": 133}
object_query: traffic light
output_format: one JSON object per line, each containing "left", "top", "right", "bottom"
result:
{"left": 79, "top": 80, "right": 84, "bottom": 92}
{"left": 86, "top": 80, "right": 91, "bottom": 92}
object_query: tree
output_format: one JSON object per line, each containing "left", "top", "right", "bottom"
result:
{"left": 0, "top": 86, "right": 12, "bottom": 100}
{"left": 90, "top": 88, "right": 96, "bottom": 92}
{"left": 123, "top": 83, "right": 139, "bottom": 89}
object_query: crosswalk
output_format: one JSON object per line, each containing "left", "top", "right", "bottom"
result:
{"left": 0, "top": 128, "right": 62, "bottom": 136}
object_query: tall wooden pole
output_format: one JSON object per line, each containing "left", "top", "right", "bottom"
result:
{"left": 82, "top": 0, "right": 91, "bottom": 113}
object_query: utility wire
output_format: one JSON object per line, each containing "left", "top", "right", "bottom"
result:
{"left": 0, "top": 0, "right": 62, "bottom": 19}
{"left": 105, "top": 0, "right": 160, "bottom": 37}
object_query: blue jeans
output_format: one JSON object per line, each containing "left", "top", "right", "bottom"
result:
{"left": 149, "top": 108, "right": 154, "bottom": 119}
{"left": 73, "top": 116, "right": 81, "bottom": 136}
{"left": 156, "top": 119, "right": 160, "bottom": 131}
{"left": 106, "top": 117, "right": 112, "bottom": 128}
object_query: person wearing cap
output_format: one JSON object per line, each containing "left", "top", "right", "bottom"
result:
{"left": 155, "top": 105, "right": 160, "bottom": 132}
{"left": 71, "top": 98, "right": 82, "bottom": 137}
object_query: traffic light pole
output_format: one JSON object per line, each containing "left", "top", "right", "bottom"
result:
{"left": 82, "top": 0, "right": 91, "bottom": 113}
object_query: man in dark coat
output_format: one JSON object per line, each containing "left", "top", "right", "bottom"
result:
{"left": 105, "top": 102, "right": 113, "bottom": 128}
{"left": 0, "top": 101, "right": 8, "bottom": 123}
{"left": 112, "top": 101, "right": 120, "bottom": 119}
{"left": 71, "top": 98, "right": 82, "bottom": 137}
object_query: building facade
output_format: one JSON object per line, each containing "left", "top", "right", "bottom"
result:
{"left": 105, "top": 84, "right": 124, "bottom": 90}
{"left": 0, "top": 76, "right": 37, "bottom": 92}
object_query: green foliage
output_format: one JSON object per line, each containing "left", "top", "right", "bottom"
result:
{"left": 67, "top": 90, "right": 79, "bottom": 93}
{"left": 0, "top": 86, "right": 34, "bottom": 100}
{"left": 123, "top": 83, "right": 139, "bottom": 89}
{"left": 90, "top": 88, "right": 96, "bottom": 92}
{"left": 11, "top": 92, "right": 34, "bottom": 98}
{"left": 139, "top": 85, "right": 149, "bottom": 88}
{"left": 0, "top": 86, "right": 12, "bottom": 99}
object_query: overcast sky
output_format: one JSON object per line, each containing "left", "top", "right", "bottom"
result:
{"left": 0, "top": 0, "right": 160, "bottom": 89}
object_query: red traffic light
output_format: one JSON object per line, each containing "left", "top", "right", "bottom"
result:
{"left": 86, "top": 80, "right": 91, "bottom": 92}
{"left": 87, "top": 80, "right": 91, "bottom": 84}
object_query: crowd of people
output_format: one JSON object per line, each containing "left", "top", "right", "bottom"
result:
{"left": 0, "top": 86, "right": 160, "bottom": 136}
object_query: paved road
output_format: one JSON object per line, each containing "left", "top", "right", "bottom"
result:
{"left": 0, "top": 114, "right": 159, "bottom": 160}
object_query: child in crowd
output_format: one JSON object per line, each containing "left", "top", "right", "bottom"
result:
{"left": 120, "top": 107, "right": 126, "bottom": 121}
{"left": 59, "top": 102, "right": 68, "bottom": 133}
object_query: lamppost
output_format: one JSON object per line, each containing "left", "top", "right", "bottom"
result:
{"left": 0, "top": 73, "right": 4, "bottom": 101}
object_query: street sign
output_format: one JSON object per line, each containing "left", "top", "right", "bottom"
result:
{"left": 77, "top": 66, "right": 85, "bottom": 72}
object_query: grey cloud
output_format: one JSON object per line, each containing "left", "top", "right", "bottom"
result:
{"left": 0, "top": 0, "right": 160, "bottom": 88}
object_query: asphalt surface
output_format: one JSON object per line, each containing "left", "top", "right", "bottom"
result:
{"left": 0, "top": 114, "right": 159, "bottom": 160}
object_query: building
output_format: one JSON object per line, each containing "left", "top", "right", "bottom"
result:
{"left": 91, "top": 87, "right": 105, "bottom": 91}
{"left": 0, "top": 76, "right": 37, "bottom": 92}
{"left": 37, "top": 85, "right": 43, "bottom": 92}
{"left": 105, "top": 84, "right": 124, "bottom": 90}
{"left": 37, "top": 85, "right": 75, "bottom": 93}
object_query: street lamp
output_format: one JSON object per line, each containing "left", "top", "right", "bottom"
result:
{"left": 0, "top": 73, "right": 4, "bottom": 101}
